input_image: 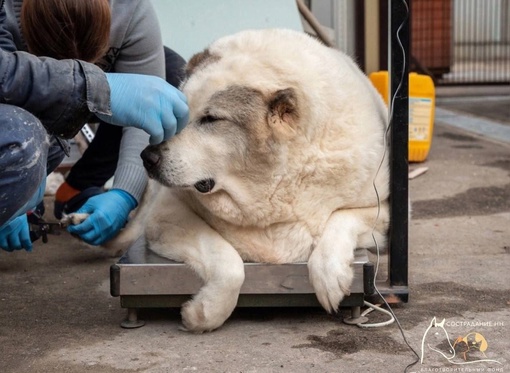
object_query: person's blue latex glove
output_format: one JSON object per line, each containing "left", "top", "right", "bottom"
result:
{"left": 97, "top": 73, "right": 189, "bottom": 145}
{"left": 0, "top": 178, "right": 46, "bottom": 252}
{"left": 67, "top": 189, "right": 137, "bottom": 246}
{"left": 0, "top": 214, "right": 32, "bottom": 252}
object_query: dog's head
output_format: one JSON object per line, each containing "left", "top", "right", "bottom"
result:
{"left": 141, "top": 29, "right": 388, "bottom": 226}
{"left": 142, "top": 85, "right": 300, "bottom": 186}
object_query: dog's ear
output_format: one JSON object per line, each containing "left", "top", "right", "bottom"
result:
{"left": 267, "top": 88, "right": 299, "bottom": 138}
{"left": 185, "top": 49, "right": 220, "bottom": 77}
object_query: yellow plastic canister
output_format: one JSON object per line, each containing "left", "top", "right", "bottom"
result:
{"left": 369, "top": 71, "right": 435, "bottom": 162}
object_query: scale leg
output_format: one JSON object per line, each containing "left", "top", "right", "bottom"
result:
{"left": 120, "top": 308, "right": 145, "bottom": 329}
{"left": 343, "top": 305, "right": 368, "bottom": 325}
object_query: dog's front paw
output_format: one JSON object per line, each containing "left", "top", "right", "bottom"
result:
{"left": 180, "top": 296, "right": 236, "bottom": 333}
{"left": 307, "top": 252, "right": 353, "bottom": 313}
{"left": 60, "top": 212, "right": 90, "bottom": 227}
{"left": 180, "top": 266, "right": 244, "bottom": 333}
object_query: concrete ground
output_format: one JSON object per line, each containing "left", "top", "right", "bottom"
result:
{"left": 1, "top": 89, "right": 509, "bottom": 373}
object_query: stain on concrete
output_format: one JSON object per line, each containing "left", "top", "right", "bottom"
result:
{"left": 439, "top": 99, "right": 510, "bottom": 124}
{"left": 483, "top": 159, "right": 510, "bottom": 174}
{"left": 411, "top": 184, "right": 510, "bottom": 219}
{"left": 295, "top": 282, "right": 509, "bottom": 358}
{"left": 453, "top": 144, "right": 484, "bottom": 149}
{"left": 295, "top": 328, "right": 410, "bottom": 357}
{"left": 438, "top": 132, "right": 479, "bottom": 142}
{"left": 399, "top": 282, "right": 509, "bottom": 324}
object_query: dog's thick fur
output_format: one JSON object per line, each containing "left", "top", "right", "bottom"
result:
{"left": 76, "top": 29, "right": 390, "bottom": 332}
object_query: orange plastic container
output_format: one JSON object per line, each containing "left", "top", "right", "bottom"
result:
{"left": 369, "top": 71, "right": 435, "bottom": 162}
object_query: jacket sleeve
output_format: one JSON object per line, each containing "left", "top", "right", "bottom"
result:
{"left": 0, "top": 49, "right": 111, "bottom": 138}
{"left": 110, "top": 0, "right": 166, "bottom": 202}
{"left": 0, "top": 3, "right": 16, "bottom": 52}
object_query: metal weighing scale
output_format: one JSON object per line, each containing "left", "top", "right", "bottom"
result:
{"left": 111, "top": 236, "right": 371, "bottom": 328}
{"left": 110, "top": 0, "right": 410, "bottom": 328}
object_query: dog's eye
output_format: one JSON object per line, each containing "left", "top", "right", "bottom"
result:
{"left": 199, "top": 115, "right": 221, "bottom": 125}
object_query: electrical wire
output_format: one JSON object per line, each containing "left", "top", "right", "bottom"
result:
{"left": 357, "top": 301, "right": 395, "bottom": 328}
{"left": 365, "top": 1, "right": 421, "bottom": 372}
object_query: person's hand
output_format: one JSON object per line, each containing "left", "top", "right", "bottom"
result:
{"left": 0, "top": 214, "right": 32, "bottom": 252}
{"left": 97, "top": 73, "right": 189, "bottom": 145}
{"left": 66, "top": 189, "right": 137, "bottom": 246}
{"left": 0, "top": 178, "right": 46, "bottom": 252}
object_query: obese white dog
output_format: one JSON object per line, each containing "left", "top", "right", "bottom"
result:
{"left": 71, "top": 28, "right": 390, "bottom": 332}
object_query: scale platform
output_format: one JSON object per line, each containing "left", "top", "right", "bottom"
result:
{"left": 110, "top": 235, "right": 373, "bottom": 327}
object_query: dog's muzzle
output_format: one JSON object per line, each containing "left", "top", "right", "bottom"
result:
{"left": 194, "top": 179, "right": 215, "bottom": 193}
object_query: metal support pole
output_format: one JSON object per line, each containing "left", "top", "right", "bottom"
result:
{"left": 388, "top": 0, "right": 410, "bottom": 297}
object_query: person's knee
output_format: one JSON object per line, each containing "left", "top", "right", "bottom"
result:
{"left": 0, "top": 105, "right": 48, "bottom": 169}
{"left": 0, "top": 104, "right": 48, "bottom": 151}
{"left": 0, "top": 104, "right": 49, "bottom": 225}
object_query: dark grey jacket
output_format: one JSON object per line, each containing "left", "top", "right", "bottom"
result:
{"left": 0, "top": 2, "right": 110, "bottom": 138}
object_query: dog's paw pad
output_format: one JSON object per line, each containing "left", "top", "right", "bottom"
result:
{"left": 180, "top": 298, "right": 230, "bottom": 333}
{"left": 308, "top": 258, "right": 353, "bottom": 313}
{"left": 60, "top": 213, "right": 90, "bottom": 227}
{"left": 181, "top": 300, "right": 212, "bottom": 333}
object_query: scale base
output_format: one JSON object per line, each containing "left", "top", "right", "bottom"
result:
{"left": 110, "top": 236, "right": 373, "bottom": 327}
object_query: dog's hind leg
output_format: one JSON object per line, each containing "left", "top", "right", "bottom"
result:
{"left": 146, "top": 194, "right": 245, "bottom": 333}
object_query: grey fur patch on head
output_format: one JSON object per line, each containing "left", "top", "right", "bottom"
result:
{"left": 206, "top": 85, "right": 266, "bottom": 127}
{"left": 186, "top": 49, "right": 220, "bottom": 77}
{"left": 201, "top": 85, "right": 300, "bottom": 144}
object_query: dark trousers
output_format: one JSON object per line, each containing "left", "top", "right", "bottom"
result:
{"left": 0, "top": 103, "right": 66, "bottom": 225}
{"left": 0, "top": 104, "right": 49, "bottom": 225}
{"left": 66, "top": 46, "right": 186, "bottom": 191}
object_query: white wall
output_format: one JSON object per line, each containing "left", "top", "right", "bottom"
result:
{"left": 150, "top": 0, "right": 303, "bottom": 61}
{"left": 310, "top": 0, "right": 357, "bottom": 55}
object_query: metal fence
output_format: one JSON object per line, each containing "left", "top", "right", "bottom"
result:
{"left": 412, "top": 0, "right": 510, "bottom": 85}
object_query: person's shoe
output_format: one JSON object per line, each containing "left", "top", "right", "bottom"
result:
{"left": 53, "top": 186, "right": 104, "bottom": 219}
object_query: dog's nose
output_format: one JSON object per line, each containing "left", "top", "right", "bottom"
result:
{"left": 141, "top": 146, "right": 161, "bottom": 171}
{"left": 194, "top": 179, "right": 215, "bottom": 193}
